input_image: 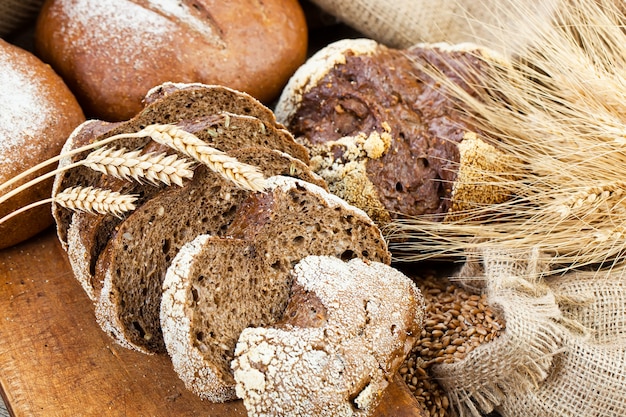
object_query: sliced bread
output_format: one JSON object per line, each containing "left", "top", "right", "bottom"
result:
{"left": 68, "top": 146, "right": 325, "bottom": 301}
{"left": 158, "top": 176, "right": 391, "bottom": 400}
{"left": 53, "top": 82, "right": 308, "bottom": 247}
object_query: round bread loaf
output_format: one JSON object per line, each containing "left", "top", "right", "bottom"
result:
{"left": 232, "top": 255, "right": 424, "bottom": 417}
{"left": 275, "top": 39, "right": 515, "bottom": 227}
{"left": 34, "top": 0, "right": 308, "bottom": 121}
{"left": 0, "top": 38, "right": 84, "bottom": 249}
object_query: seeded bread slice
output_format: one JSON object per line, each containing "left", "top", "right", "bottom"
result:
{"left": 53, "top": 82, "right": 307, "bottom": 248}
{"left": 233, "top": 255, "right": 424, "bottom": 417}
{"left": 68, "top": 146, "right": 325, "bottom": 301}
{"left": 159, "top": 177, "right": 391, "bottom": 401}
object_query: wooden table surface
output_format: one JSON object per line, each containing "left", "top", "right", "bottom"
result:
{"left": 0, "top": 228, "right": 426, "bottom": 417}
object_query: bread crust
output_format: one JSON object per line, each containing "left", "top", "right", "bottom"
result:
{"left": 0, "top": 39, "right": 84, "bottom": 249}
{"left": 233, "top": 255, "right": 424, "bottom": 417}
{"left": 34, "top": 0, "right": 308, "bottom": 121}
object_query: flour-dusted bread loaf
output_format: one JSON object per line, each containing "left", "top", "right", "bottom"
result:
{"left": 35, "top": 0, "right": 308, "bottom": 121}
{"left": 159, "top": 178, "right": 391, "bottom": 401}
{"left": 232, "top": 255, "right": 424, "bottom": 416}
{"left": 53, "top": 82, "right": 308, "bottom": 250}
{"left": 0, "top": 38, "right": 84, "bottom": 249}
{"left": 275, "top": 39, "right": 514, "bottom": 227}
{"left": 68, "top": 146, "right": 324, "bottom": 301}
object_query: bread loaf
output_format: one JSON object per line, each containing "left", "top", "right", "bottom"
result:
{"left": 275, "top": 39, "right": 513, "bottom": 227}
{"left": 232, "top": 255, "right": 424, "bottom": 416}
{"left": 159, "top": 178, "right": 391, "bottom": 400}
{"left": 0, "top": 38, "right": 84, "bottom": 249}
{"left": 34, "top": 0, "right": 308, "bottom": 121}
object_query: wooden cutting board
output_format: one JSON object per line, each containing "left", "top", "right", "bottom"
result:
{"left": 0, "top": 228, "right": 426, "bottom": 416}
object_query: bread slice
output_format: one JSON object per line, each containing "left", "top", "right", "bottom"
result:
{"left": 93, "top": 169, "right": 331, "bottom": 354}
{"left": 159, "top": 176, "right": 391, "bottom": 400}
{"left": 53, "top": 82, "right": 308, "bottom": 248}
{"left": 233, "top": 255, "right": 424, "bottom": 416}
{"left": 68, "top": 146, "right": 325, "bottom": 301}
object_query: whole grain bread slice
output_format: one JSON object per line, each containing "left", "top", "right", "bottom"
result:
{"left": 68, "top": 146, "right": 325, "bottom": 301}
{"left": 53, "top": 83, "right": 308, "bottom": 248}
{"left": 159, "top": 176, "right": 391, "bottom": 400}
{"left": 93, "top": 168, "right": 328, "bottom": 354}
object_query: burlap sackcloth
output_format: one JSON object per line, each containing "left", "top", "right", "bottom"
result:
{"left": 0, "top": 0, "right": 44, "bottom": 38}
{"left": 307, "top": 0, "right": 559, "bottom": 52}
{"left": 433, "top": 248, "right": 626, "bottom": 417}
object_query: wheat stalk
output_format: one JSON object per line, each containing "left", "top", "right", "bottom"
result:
{"left": 84, "top": 147, "right": 195, "bottom": 186}
{"left": 139, "top": 124, "right": 267, "bottom": 192}
{"left": 388, "top": 0, "right": 626, "bottom": 272}
{"left": 0, "top": 146, "right": 195, "bottom": 207}
{"left": 0, "top": 186, "right": 138, "bottom": 226}
{"left": 0, "top": 123, "right": 265, "bottom": 208}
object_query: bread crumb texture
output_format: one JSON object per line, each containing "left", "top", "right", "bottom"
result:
{"left": 232, "top": 255, "right": 424, "bottom": 417}
{"left": 309, "top": 126, "right": 393, "bottom": 225}
{"left": 160, "top": 234, "right": 237, "bottom": 402}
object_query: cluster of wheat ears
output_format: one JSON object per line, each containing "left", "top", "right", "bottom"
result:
{"left": 0, "top": 123, "right": 267, "bottom": 225}
{"left": 387, "top": 0, "right": 626, "bottom": 273}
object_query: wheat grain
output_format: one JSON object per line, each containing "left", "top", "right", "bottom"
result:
{"left": 138, "top": 124, "right": 267, "bottom": 192}
{"left": 0, "top": 186, "right": 138, "bottom": 226}
{"left": 84, "top": 147, "right": 195, "bottom": 186}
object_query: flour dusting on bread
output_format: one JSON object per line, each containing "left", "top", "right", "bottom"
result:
{"left": 233, "top": 256, "right": 424, "bottom": 417}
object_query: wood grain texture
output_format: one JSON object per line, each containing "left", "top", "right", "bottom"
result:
{"left": 0, "top": 228, "right": 425, "bottom": 416}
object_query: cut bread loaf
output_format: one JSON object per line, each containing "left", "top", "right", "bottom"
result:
{"left": 233, "top": 255, "right": 424, "bottom": 416}
{"left": 68, "top": 146, "right": 325, "bottom": 301}
{"left": 54, "top": 82, "right": 309, "bottom": 249}
{"left": 275, "top": 39, "right": 513, "bottom": 226}
{"left": 159, "top": 178, "right": 391, "bottom": 400}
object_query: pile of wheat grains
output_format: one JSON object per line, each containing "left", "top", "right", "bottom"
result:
{"left": 400, "top": 272, "right": 506, "bottom": 417}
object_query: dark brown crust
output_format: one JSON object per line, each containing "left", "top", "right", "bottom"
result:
{"left": 286, "top": 44, "right": 492, "bottom": 220}
{"left": 34, "top": 0, "right": 308, "bottom": 121}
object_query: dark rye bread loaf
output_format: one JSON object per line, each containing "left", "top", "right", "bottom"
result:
{"left": 53, "top": 82, "right": 309, "bottom": 249}
{"left": 275, "top": 39, "right": 511, "bottom": 226}
{"left": 159, "top": 177, "right": 391, "bottom": 401}
{"left": 232, "top": 255, "right": 424, "bottom": 416}
{"left": 68, "top": 146, "right": 325, "bottom": 301}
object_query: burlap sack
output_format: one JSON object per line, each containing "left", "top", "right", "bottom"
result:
{"left": 435, "top": 248, "right": 626, "bottom": 417}
{"left": 0, "top": 0, "right": 44, "bottom": 38}
{"left": 308, "top": 0, "right": 559, "bottom": 52}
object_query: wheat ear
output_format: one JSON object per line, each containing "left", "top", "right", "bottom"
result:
{"left": 84, "top": 147, "right": 195, "bottom": 186}
{"left": 140, "top": 124, "right": 267, "bottom": 192}
{"left": 0, "top": 147, "right": 194, "bottom": 207}
{"left": 0, "top": 186, "right": 138, "bottom": 226}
